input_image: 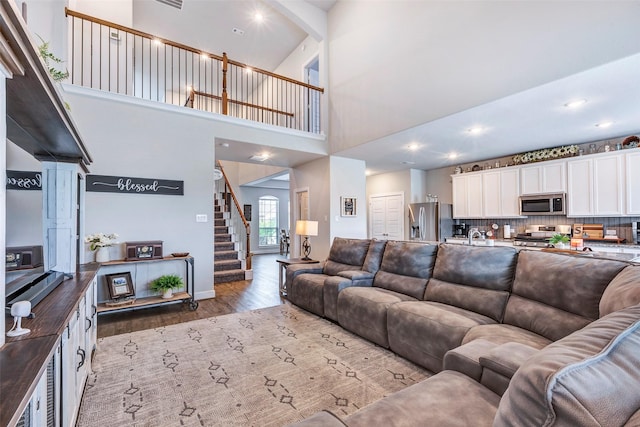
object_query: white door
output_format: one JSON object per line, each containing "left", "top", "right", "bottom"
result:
{"left": 369, "top": 193, "right": 404, "bottom": 240}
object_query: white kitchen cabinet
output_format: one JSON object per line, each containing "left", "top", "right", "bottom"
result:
{"left": 520, "top": 161, "right": 566, "bottom": 195}
{"left": 567, "top": 154, "right": 624, "bottom": 217}
{"left": 452, "top": 173, "right": 483, "bottom": 218}
{"left": 482, "top": 169, "right": 522, "bottom": 217}
{"left": 626, "top": 151, "right": 640, "bottom": 215}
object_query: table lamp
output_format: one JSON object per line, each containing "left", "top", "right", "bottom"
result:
{"left": 296, "top": 220, "right": 318, "bottom": 260}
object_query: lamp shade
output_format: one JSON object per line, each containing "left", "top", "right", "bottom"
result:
{"left": 296, "top": 220, "right": 318, "bottom": 236}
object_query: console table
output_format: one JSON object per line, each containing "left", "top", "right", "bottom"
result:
{"left": 97, "top": 255, "right": 197, "bottom": 313}
{"left": 276, "top": 258, "right": 320, "bottom": 296}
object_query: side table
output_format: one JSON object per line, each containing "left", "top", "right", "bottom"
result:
{"left": 276, "top": 257, "right": 320, "bottom": 296}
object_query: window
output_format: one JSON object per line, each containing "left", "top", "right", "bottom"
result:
{"left": 259, "top": 196, "right": 279, "bottom": 247}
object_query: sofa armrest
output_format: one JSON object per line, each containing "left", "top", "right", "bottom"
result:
{"left": 337, "top": 270, "right": 376, "bottom": 285}
{"left": 479, "top": 342, "right": 539, "bottom": 379}
{"left": 477, "top": 342, "right": 538, "bottom": 396}
{"left": 285, "top": 262, "right": 325, "bottom": 285}
{"left": 323, "top": 275, "right": 374, "bottom": 321}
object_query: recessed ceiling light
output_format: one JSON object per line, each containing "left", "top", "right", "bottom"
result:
{"left": 564, "top": 99, "right": 587, "bottom": 108}
{"left": 467, "top": 127, "right": 485, "bottom": 135}
{"left": 402, "top": 161, "right": 416, "bottom": 165}
{"left": 595, "top": 121, "right": 613, "bottom": 128}
{"left": 407, "top": 143, "right": 419, "bottom": 151}
{"left": 254, "top": 12, "right": 264, "bottom": 22}
{"left": 153, "top": 39, "right": 164, "bottom": 46}
{"left": 448, "top": 152, "right": 458, "bottom": 160}
{"left": 249, "top": 153, "right": 270, "bottom": 162}
{"left": 245, "top": 67, "right": 253, "bottom": 74}
{"left": 201, "top": 53, "right": 209, "bottom": 60}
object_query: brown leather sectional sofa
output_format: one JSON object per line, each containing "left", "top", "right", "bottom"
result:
{"left": 285, "top": 238, "right": 640, "bottom": 426}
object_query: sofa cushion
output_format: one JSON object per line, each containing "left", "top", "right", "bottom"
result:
{"left": 344, "top": 371, "right": 500, "bottom": 427}
{"left": 426, "top": 244, "right": 517, "bottom": 321}
{"left": 600, "top": 265, "right": 640, "bottom": 317}
{"left": 443, "top": 339, "right": 497, "bottom": 381}
{"left": 323, "top": 274, "right": 372, "bottom": 322}
{"left": 337, "top": 287, "right": 416, "bottom": 348}
{"left": 425, "top": 278, "right": 510, "bottom": 322}
{"left": 288, "top": 273, "right": 328, "bottom": 316}
{"left": 494, "top": 304, "right": 640, "bottom": 427}
{"left": 372, "top": 241, "right": 437, "bottom": 299}
{"left": 361, "top": 239, "right": 387, "bottom": 273}
{"left": 387, "top": 301, "right": 496, "bottom": 372}
{"left": 462, "top": 323, "right": 551, "bottom": 349}
{"left": 323, "top": 238, "right": 371, "bottom": 276}
{"left": 432, "top": 244, "right": 517, "bottom": 291}
{"left": 504, "top": 250, "right": 628, "bottom": 341}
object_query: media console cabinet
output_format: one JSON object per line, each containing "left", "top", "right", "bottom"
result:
{"left": 1, "top": 264, "right": 99, "bottom": 427}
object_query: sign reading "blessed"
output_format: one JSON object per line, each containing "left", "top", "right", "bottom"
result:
{"left": 87, "top": 175, "right": 184, "bottom": 196}
{"left": 6, "top": 170, "right": 42, "bottom": 190}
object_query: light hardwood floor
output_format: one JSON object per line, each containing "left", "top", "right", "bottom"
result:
{"left": 97, "top": 253, "right": 287, "bottom": 338}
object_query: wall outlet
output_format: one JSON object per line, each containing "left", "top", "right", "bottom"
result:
{"left": 196, "top": 214, "right": 208, "bottom": 223}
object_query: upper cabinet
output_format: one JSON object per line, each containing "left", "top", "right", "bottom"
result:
{"left": 452, "top": 173, "right": 483, "bottom": 219}
{"left": 453, "top": 168, "right": 521, "bottom": 219}
{"left": 626, "top": 151, "right": 640, "bottom": 215}
{"left": 567, "top": 154, "right": 624, "bottom": 217}
{"left": 520, "top": 161, "right": 566, "bottom": 195}
{"left": 482, "top": 169, "right": 521, "bottom": 218}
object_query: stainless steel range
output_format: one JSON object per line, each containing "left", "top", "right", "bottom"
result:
{"left": 513, "top": 224, "right": 572, "bottom": 248}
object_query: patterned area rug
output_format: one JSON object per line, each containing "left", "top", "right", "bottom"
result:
{"left": 78, "top": 304, "right": 429, "bottom": 426}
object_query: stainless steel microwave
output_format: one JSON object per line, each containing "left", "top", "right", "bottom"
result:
{"left": 519, "top": 193, "right": 566, "bottom": 216}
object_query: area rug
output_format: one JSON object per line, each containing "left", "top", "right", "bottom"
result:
{"left": 77, "top": 304, "right": 430, "bottom": 426}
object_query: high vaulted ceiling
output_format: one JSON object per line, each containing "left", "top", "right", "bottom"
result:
{"left": 132, "top": 0, "right": 640, "bottom": 177}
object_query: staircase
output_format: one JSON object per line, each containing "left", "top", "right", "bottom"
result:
{"left": 213, "top": 195, "right": 247, "bottom": 283}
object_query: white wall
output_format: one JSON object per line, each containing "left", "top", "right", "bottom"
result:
{"left": 6, "top": 142, "right": 43, "bottom": 246}
{"left": 327, "top": 1, "right": 640, "bottom": 153}
{"left": 329, "top": 156, "right": 366, "bottom": 240}
{"left": 289, "top": 156, "right": 330, "bottom": 260}
{"left": 62, "top": 87, "right": 215, "bottom": 300}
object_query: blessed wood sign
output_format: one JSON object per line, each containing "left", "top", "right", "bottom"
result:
{"left": 6, "top": 170, "right": 42, "bottom": 190}
{"left": 87, "top": 175, "right": 184, "bottom": 196}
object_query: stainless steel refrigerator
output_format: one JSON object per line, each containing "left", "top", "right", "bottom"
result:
{"left": 408, "top": 202, "right": 453, "bottom": 242}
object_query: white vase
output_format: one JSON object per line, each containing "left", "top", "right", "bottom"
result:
{"left": 95, "top": 247, "right": 110, "bottom": 263}
{"left": 162, "top": 288, "right": 173, "bottom": 299}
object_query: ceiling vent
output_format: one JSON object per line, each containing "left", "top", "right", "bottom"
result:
{"left": 155, "top": 0, "right": 183, "bottom": 10}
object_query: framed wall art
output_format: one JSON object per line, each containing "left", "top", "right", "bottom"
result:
{"left": 105, "top": 272, "right": 135, "bottom": 300}
{"left": 341, "top": 196, "right": 357, "bottom": 217}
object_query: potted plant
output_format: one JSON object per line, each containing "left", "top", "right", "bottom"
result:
{"left": 150, "top": 274, "right": 184, "bottom": 299}
{"left": 549, "top": 233, "right": 570, "bottom": 249}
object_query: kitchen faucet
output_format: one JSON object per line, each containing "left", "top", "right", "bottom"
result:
{"left": 468, "top": 229, "right": 482, "bottom": 245}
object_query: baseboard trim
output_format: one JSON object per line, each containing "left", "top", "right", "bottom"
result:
{"left": 195, "top": 289, "right": 215, "bottom": 300}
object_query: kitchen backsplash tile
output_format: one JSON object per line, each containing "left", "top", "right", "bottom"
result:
{"left": 458, "top": 216, "right": 640, "bottom": 242}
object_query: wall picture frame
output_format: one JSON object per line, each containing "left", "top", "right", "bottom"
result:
{"left": 105, "top": 272, "right": 135, "bottom": 300}
{"left": 341, "top": 196, "right": 357, "bottom": 217}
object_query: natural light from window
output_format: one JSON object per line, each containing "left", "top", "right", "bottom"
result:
{"left": 259, "top": 196, "right": 279, "bottom": 247}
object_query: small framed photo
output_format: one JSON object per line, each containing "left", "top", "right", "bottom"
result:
{"left": 341, "top": 196, "right": 357, "bottom": 217}
{"left": 105, "top": 272, "right": 135, "bottom": 300}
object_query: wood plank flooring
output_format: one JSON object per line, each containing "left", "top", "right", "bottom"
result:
{"left": 97, "top": 253, "right": 287, "bottom": 338}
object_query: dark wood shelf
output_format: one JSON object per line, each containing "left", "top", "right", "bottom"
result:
{"left": 97, "top": 291, "right": 191, "bottom": 313}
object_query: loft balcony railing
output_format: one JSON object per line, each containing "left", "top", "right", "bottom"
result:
{"left": 65, "top": 8, "right": 324, "bottom": 133}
